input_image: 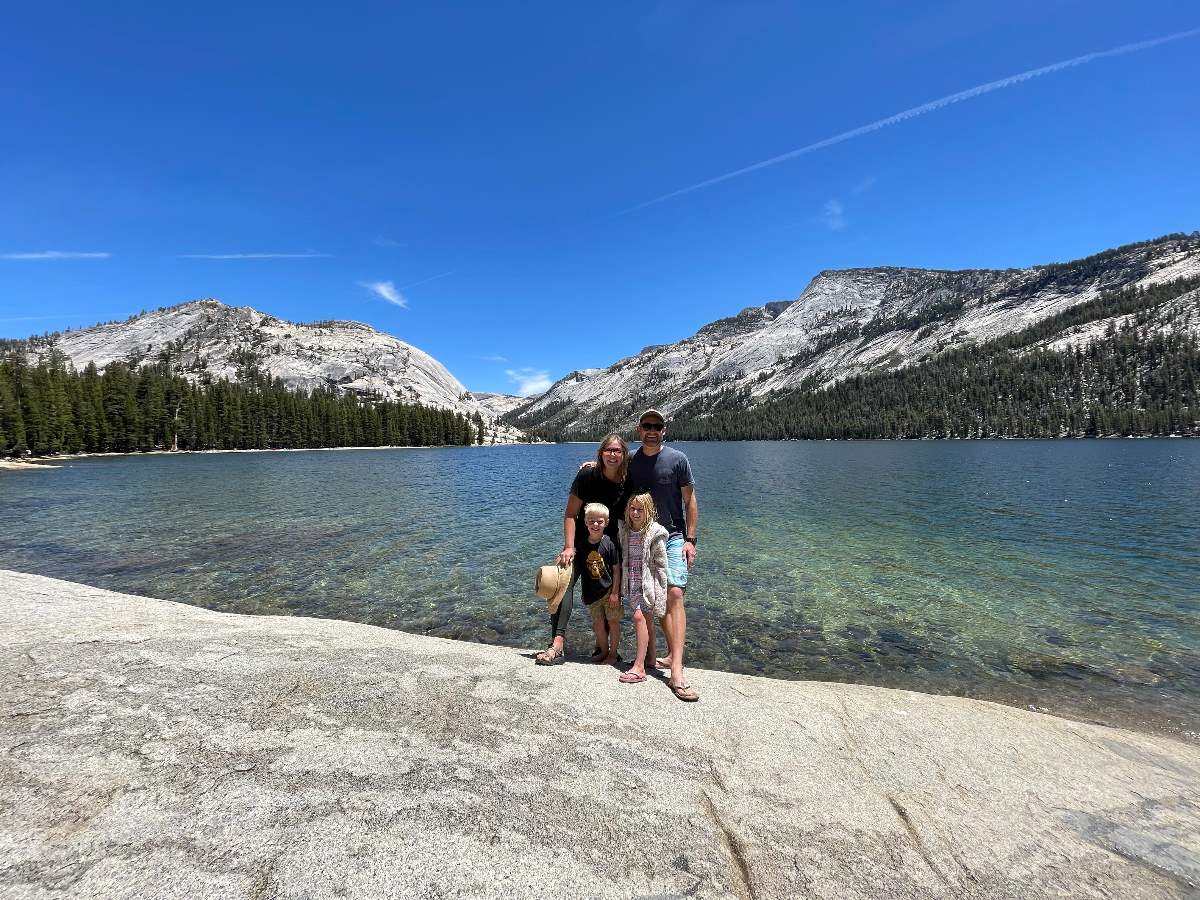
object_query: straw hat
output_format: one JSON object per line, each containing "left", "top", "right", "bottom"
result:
{"left": 535, "top": 563, "right": 572, "bottom": 613}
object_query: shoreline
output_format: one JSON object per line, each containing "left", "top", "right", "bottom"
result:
{"left": 0, "top": 564, "right": 1191, "bottom": 743}
{"left": 0, "top": 441, "right": 538, "bottom": 470}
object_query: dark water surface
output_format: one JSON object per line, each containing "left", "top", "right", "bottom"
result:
{"left": 3, "top": 441, "right": 1199, "bottom": 739}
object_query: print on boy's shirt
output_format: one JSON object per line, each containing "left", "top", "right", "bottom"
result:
{"left": 586, "top": 550, "right": 608, "bottom": 579}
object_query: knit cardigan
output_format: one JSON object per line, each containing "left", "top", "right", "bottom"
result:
{"left": 618, "top": 520, "right": 670, "bottom": 618}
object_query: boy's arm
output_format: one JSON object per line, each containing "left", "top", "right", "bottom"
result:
{"left": 607, "top": 541, "right": 621, "bottom": 605}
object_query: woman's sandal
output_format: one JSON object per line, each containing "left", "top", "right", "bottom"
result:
{"left": 535, "top": 645, "right": 565, "bottom": 666}
{"left": 618, "top": 670, "right": 647, "bottom": 684}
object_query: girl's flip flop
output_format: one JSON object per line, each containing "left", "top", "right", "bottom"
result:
{"left": 618, "top": 671, "right": 646, "bottom": 684}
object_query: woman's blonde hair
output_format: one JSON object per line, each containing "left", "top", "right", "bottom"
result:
{"left": 624, "top": 492, "right": 657, "bottom": 535}
{"left": 594, "top": 433, "right": 629, "bottom": 482}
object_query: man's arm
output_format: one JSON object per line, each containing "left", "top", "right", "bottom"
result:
{"left": 682, "top": 484, "right": 698, "bottom": 569}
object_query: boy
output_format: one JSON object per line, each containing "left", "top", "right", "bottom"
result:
{"left": 579, "top": 502, "right": 622, "bottom": 664}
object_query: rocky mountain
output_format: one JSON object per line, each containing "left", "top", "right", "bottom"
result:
{"left": 469, "top": 391, "right": 530, "bottom": 419}
{"left": 31, "top": 299, "right": 525, "bottom": 442}
{"left": 507, "top": 233, "right": 1200, "bottom": 435}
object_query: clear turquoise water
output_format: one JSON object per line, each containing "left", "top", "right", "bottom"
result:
{"left": 3, "top": 440, "right": 1198, "bottom": 737}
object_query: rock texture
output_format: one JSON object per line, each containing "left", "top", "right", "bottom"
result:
{"left": 3, "top": 570, "right": 1199, "bottom": 899}
{"left": 28, "top": 299, "right": 524, "bottom": 443}
{"left": 510, "top": 233, "right": 1200, "bottom": 434}
{"left": 469, "top": 391, "right": 530, "bottom": 419}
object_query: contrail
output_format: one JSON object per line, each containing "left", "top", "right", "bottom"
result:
{"left": 399, "top": 270, "right": 454, "bottom": 290}
{"left": 621, "top": 27, "right": 1200, "bottom": 215}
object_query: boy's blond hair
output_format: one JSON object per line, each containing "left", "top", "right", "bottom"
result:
{"left": 624, "top": 492, "right": 657, "bottom": 535}
{"left": 583, "top": 502, "right": 610, "bottom": 522}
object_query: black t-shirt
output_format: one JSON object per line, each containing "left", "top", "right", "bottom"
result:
{"left": 568, "top": 465, "right": 630, "bottom": 548}
{"left": 578, "top": 535, "right": 619, "bottom": 605}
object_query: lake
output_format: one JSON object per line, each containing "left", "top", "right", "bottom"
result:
{"left": 3, "top": 440, "right": 1198, "bottom": 739}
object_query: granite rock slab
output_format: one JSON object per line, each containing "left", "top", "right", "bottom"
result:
{"left": 1, "top": 569, "right": 1198, "bottom": 899}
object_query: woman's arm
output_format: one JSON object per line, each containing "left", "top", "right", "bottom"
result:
{"left": 558, "top": 494, "right": 583, "bottom": 566}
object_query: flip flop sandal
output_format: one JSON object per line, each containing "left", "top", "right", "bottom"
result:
{"left": 669, "top": 680, "right": 699, "bottom": 701}
{"left": 618, "top": 671, "right": 647, "bottom": 684}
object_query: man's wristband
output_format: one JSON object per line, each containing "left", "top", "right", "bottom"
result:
{"left": 685, "top": 536, "right": 697, "bottom": 546}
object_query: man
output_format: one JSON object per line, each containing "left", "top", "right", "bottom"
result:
{"left": 627, "top": 408, "right": 699, "bottom": 702}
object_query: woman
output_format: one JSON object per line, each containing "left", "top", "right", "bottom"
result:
{"left": 535, "top": 433, "right": 631, "bottom": 665}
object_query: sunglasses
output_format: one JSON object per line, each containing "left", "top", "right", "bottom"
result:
{"left": 639, "top": 422, "right": 664, "bottom": 431}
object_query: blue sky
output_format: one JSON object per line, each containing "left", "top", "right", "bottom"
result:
{"left": 1, "top": 1, "right": 1197, "bottom": 396}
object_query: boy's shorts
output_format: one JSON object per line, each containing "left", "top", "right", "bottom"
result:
{"left": 589, "top": 599, "right": 621, "bottom": 625}
{"left": 665, "top": 534, "right": 689, "bottom": 589}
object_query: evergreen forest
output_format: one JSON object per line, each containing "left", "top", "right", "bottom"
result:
{"left": 0, "top": 354, "right": 483, "bottom": 457}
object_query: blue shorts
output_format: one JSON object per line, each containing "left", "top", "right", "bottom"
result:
{"left": 665, "top": 534, "right": 689, "bottom": 589}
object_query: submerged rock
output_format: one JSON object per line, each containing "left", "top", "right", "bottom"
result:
{"left": 2, "top": 569, "right": 1199, "bottom": 899}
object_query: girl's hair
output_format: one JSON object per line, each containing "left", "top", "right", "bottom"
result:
{"left": 594, "top": 433, "right": 629, "bottom": 482}
{"left": 624, "top": 492, "right": 657, "bottom": 535}
{"left": 582, "top": 502, "right": 609, "bottom": 522}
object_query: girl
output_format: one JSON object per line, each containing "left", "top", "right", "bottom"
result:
{"left": 617, "top": 492, "right": 669, "bottom": 684}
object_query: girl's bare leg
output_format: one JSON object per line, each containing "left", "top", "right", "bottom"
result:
{"left": 629, "top": 610, "right": 648, "bottom": 676}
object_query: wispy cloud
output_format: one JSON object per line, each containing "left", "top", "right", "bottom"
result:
{"left": 179, "top": 252, "right": 330, "bottom": 259}
{"left": 399, "top": 271, "right": 454, "bottom": 290}
{"left": 372, "top": 236, "right": 404, "bottom": 248}
{"left": 850, "top": 176, "right": 877, "bottom": 194}
{"left": 359, "top": 280, "right": 407, "bottom": 308}
{"left": 483, "top": 354, "right": 508, "bottom": 362}
{"left": 819, "top": 199, "right": 847, "bottom": 231}
{"left": 506, "top": 368, "right": 552, "bottom": 397}
{"left": 622, "top": 26, "right": 1200, "bottom": 214}
{"left": 1, "top": 251, "right": 110, "bottom": 260}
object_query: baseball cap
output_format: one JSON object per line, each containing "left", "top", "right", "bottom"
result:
{"left": 638, "top": 408, "right": 665, "bottom": 425}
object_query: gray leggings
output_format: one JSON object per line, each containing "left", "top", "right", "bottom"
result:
{"left": 549, "top": 568, "right": 580, "bottom": 639}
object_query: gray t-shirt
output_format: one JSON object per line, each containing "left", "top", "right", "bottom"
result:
{"left": 628, "top": 445, "right": 694, "bottom": 537}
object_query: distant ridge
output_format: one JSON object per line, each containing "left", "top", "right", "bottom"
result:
{"left": 506, "top": 233, "right": 1200, "bottom": 438}
{"left": 19, "top": 298, "right": 525, "bottom": 443}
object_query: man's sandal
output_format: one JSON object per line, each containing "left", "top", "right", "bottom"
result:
{"left": 669, "top": 680, "right": 699, "bottom": 702}
{"left": 535, "top": 645, "right": 565, "bottom": 666}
